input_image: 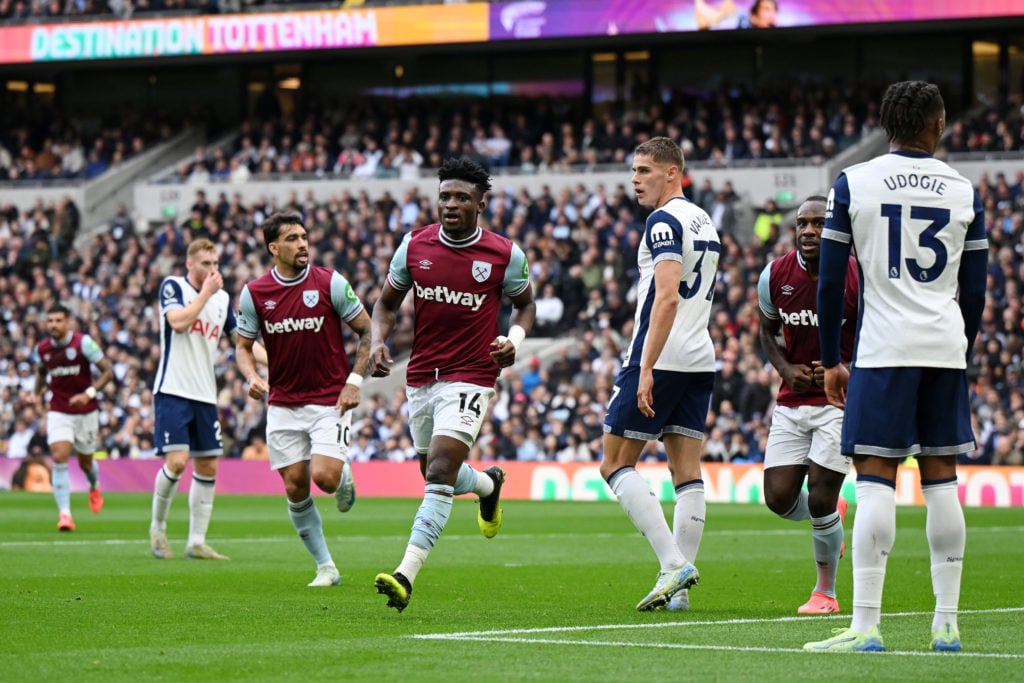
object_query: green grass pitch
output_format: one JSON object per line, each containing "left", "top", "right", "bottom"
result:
{"left": 2, "top": 492, "right": 1022, "bottom": 682}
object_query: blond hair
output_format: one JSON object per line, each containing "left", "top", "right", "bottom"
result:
{"left": 187, "top": 238, "right": 216, "bottom": 257}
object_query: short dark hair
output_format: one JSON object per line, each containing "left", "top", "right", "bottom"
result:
{"left": 261, "top": 211, "right": 305, "bottom": 254}
{"left": 879, "top": 81, "right": 944, "bottom": 144}
{"left": 633, "top": 136, "right": 684, "bottom": 169}
{"left": 48, "top": 303, "right": 71, "bottom": 317}
{"left": 804, "top": 195, "right": 828, "bottom": 204}
{"left": 438, "top": 157, "right": 492, "bottom": 196}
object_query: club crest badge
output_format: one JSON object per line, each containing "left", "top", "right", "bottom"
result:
{"left": 65, "top": 347, "right": 77, "bottom": 361}
{"left": 303, "top": 290, "right": 319, "bottom": 308}
{"left": 472, "top": 260, "right": 492, "bottom": 283}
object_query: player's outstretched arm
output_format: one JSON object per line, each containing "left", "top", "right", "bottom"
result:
{"left": 369, "top": 282, "right": 405, "bottom": 377}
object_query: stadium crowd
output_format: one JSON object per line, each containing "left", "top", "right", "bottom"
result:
{"left": 941, "top": 93, "right": 1024, "bottom": 155}
{"left": 2, "top": 162, "right": 1023, "bottom": 467}
{"left": 161, "top": 85, "right": 877, "bottom": 188}
{"left": 0, "top": 106, "right": 182, "bottom": 182}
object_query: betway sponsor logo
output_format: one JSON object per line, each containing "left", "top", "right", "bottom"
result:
{"left": 50, "top": 365, "right": 82, "bottom": 377}
{"left": 263, "top": 316, "right": 324, "bottom": 334}
{"left": 413, "top": 282, "right": 486, "bottom": 311}
{"left": 780, "top": 308, "right": 818, "bottom": 326}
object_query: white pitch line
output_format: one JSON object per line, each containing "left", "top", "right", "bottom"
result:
{"left": 415, "top": 607, "right": 1024, "bottom": 638}
{"left": 411, "top": 607, "right": 1024, "bottom": 659}
{"left": 417, "top": 636, "right": 1024, "bottom": 659}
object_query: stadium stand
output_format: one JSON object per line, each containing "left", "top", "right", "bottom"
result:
{"left": 0, "top": 106, "right": 175, "bottom": 182}
{"left": 2, "top": 1, "right": 1023, "bottom": 467}
{"left": 151, "top": 84, "right": 877, "bottom": 189}
{"left": 2, "top": 166, "right": 1022, "bottom": 465}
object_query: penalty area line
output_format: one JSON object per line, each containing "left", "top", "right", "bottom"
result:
{"left": 411, "top": 607, "right": 1024, "bottom": 659}
{"left": 411, "top": 635, "right": 1024, "bottom": 659}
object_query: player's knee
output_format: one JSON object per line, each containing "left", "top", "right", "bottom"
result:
{"left": 423, "top": 457, "right": 459, "bottom": 486}
{"left": 284, "top": 479, "right": 312, "bottom": 501}
{"left": 807, "top": 491, "right": 839, "bottom": 518}
{"left": 764, "top": 488, "right": 796, "bottom": 516}
{"left": 598, "top": 461, "right": 619, "bottom": 482}
{"left": 311, "top": 470, "right": 340, "bottom": 493}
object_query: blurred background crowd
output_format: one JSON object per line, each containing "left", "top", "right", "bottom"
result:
{"left": 2, "top": 104, "right": 1022, "bottom": 466}
{"left": 2, "top": 0, "right": 1023, "bottom": 469}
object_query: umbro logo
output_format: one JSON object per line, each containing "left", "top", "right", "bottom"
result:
{"left": 781, "top": 285, "right": 794, "bottom": 295}
{"left": 418, "top": 260, "right": 433, "bottom": 269}
{"left": 264, "top": 300, "right": 277, "bottom": 310}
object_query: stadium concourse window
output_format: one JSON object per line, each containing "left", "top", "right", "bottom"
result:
{"left": 2, "top": 168, "right": 1022, "bottom": 464}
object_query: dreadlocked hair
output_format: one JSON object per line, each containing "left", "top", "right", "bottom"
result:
{"left": 438, "top": 157, "right": 492, "bottom": 196}
{"left": 879, "top": 81, "right": 944, "bottom": 144}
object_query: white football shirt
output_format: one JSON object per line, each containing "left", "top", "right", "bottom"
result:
{"left": 622, "top": 196, "right": 720, "bottom": 372}
{"left": 824, "top": 152, "right": 986, "bottom": 368}
{"left": 154, "top": 276, "right": 237, "bottom": 404}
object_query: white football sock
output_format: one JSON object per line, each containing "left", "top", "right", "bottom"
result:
{"left": 395, "top": 545, "right": 430, "bottom": 584}
{"left": 150, "top": 465, "right": 179, "bottom": 533}
{"left": 923, "top": 478, "right": 964, "bottom": 633}
{"left": 187, "top": 473, "right": 216, "bottom": 547}
{"left": 673, "top": 479, "right": 705, "bottom": 563}
{"left": 610, "top": 467, "right": 687, "bottom": 571}
{"left": 850, "top": 479, "right": 896, "bottom": 632}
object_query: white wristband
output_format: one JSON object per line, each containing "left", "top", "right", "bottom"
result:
{"left": 85, "top": 386, "right": 97, "bottom": 399}
{"left": 346, "top": 373, "right": 364, "bottom": 388}
{"left": 507, "top": 325, "right": 526, "bottom": 351}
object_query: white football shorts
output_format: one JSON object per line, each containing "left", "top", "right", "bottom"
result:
{"left": 47, "top": 410, "right": 99, "bottom": 455}
{"left": 406, "top": 380, "right": 496, "bottom": 453}
{"left": 764, "top": 404, "right": 851, "bottom": 474}
{"left": 266, "top": 404, "right": 352, "bottom": 471}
